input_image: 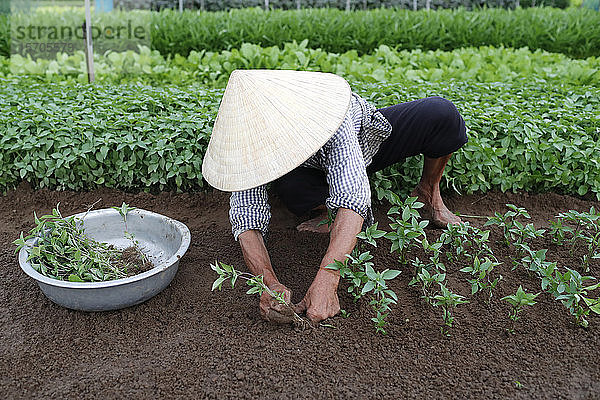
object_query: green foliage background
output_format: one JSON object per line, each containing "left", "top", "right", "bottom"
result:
{"left": 149, "top": 0, "right": 569, "bottom": 11}
{"left": 2, "top": 44, "right": 598, "bottom": 86}
{"left": 0, "top": 77, "right": 598, "bottom": 198}
{"left": 0, "top": 7, "right": 598, "bottom": 200}
{"left": 1, "top": 8, "right": 599, "bottom": 58}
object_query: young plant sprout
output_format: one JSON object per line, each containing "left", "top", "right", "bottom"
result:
{"left": 210, "top": 261, "right": 311, "bottom": 329}
{"left": 317, "top": 208, "right": 334, "bottom": 229}
{"left": 409, "top": 258, "right": 446, "bottom": 304}
{"left": 112, "top": 202, "right": 150, "bottom": 265}
{"left": 356, "top": 222, "right": 387, "bottom": 248}
{"left": 501, "top": 286, "right": 539, "bottom": 334}
{"left": 551, "top": 208, "right": 600, "bottom": 272}
{"left": 520, "top": 248, "right": 600, "bottom": 328}
{"left": 459, "top": 256, "right": 502, "bottom": 303}
{"left": 326, "top": 250, "right": 401, "bottom": 334}
{"left": 433, "top": 283, "right": 468, "bottom": 336}
{"left": 385, "top": 196, "right": 428, "bottom": 264}
{"left": 485, "top": 203, "right": 531, "bottom": 247}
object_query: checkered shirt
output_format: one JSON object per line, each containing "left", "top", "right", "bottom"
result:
{"left": 229, "top": 92, "right": 392, "bottom": 240}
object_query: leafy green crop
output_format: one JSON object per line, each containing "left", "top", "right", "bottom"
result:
{"left": 153, "top": 0, "right": 568, "bottom": 11}
{"left": 0, "top": 80, "right": 217, "bottom": 191}
{"left": 2, "top": 44, "right": 598, "bottom": 87}
{"left": 0, "top": 77, "right": 598, "bottom": 198}
{"left": 2, "top": 8, "right": 599, "bottom": 59}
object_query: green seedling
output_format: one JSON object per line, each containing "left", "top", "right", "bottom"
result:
{"left": 514, "top": 381, "right": 524, "bottom": 389}
{"left": 385, "top": 196, "right": 428, "bottom": 264}
{"left": 520, "top": 247, "right": 600, "bottom": 327}
{"left": 111, "top": 202, "right": 149, "bottom": 265}
{"left": 433, "top": 283, "right": 469, "bottom": 336}
{"left": 329, "top": 250, "right": 373, "bottom": 302}
{"left": 439, "top": 222, "right": 471, "bottom": 262}
{"left": 509, "top": 221, "right": 546, "bottom": 257}
{"left": 552, "top": 268, "right": 597, "bottom": 328}
{"left": 440, "top": 222, "right": 494, "bottom": 263}
{"left": 210, "top": 261, "right": 311, "bottom": 329}
{"left": 501, "top": 286, "right": 539, "bottom": 334}
{"left": 549, "top": 218, "right": 571, "bottom": 245}
{"left": 460, "top": 256, "right": 503, "bottom": 303}
{"left": 409, "top": 258, "right": 446, "bottom": 304}
{"left": 317, "top": 208, "right": 334, "bottom": 229}
{"left": 326, "top": 250, "right": 401, "bottom": 334}
{"left": 485, "top": 204, "right": 531, "bottom": 247}
{"left": 356, "top": 222, "right": 387, "bottom": 248}
{"left": 551, "top": 208, "right": 600, "bottom": 272}
{"left": 409, "top": 238, "right": 467, "bottom": 336}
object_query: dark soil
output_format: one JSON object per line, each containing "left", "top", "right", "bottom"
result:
{"left": 1, "top": 183, "right": 599, "bottom": 399}
{"left": 119, "top": 246, "right": 154, "bottom": 277}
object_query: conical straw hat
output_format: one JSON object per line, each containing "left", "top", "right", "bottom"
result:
{"left": 202, "top": 69, "right": 352, "bottom": 192}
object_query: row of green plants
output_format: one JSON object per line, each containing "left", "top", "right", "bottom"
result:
{"left": 1, "top": 7, "right": 599, "bottom": 58}
{"left": 151, "top": 0, "right": 568, "bottom": 11}
{"left": 213, "top": 198, "right": 600, "bottom": 334}
{"left": 3, "top": 43, "right": 598, "bottom": 86}
{"left": 0, "top": 78, "right": 598, "bottom": 198}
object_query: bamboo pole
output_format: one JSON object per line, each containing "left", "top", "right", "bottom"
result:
{"left": 83, "top": 0, "right": 94, "bottom": 83}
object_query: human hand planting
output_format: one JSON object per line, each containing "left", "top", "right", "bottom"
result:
{"left": 260, "top": 282, "right": 294, "bottom": 324}
{"left": 294, "top": 269, "right": 341, "bottom": 323}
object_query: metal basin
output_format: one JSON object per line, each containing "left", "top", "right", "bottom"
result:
{"left": 18, "top": 208, "right": 191, "bottom": 311}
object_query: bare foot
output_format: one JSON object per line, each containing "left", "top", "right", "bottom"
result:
{"left": 296, "top": 212, "right": 331, "bottom": 233}
{"left": 411, "top": 183, "right": 461, "bottom": 228}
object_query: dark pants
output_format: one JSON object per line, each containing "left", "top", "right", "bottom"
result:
{"left": 272, "top": 96, "right": 468, "bottom": 216}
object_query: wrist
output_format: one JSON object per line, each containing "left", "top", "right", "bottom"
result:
{"left": 317, "top": 266, "right": 340, "bottom": 285}
{"left": 262, "top": 271, "right": 280, "bottom": 288}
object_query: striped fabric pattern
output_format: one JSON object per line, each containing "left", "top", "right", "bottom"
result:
{"left": 229, "top": 92, "right": 393, "bottom": 240}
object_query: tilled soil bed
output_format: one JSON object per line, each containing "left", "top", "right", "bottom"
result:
{"left": 1, "top": 184, "right": 599, "bottom": 399}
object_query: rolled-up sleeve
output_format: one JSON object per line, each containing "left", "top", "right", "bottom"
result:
{"left": 229, "top": 185, "right": 271, "bottom": 241}
{"left": 323, "top": 113, "right": 373, "bottom": 225}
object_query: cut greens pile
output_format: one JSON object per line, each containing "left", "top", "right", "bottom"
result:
{"left": 14, "top": 203, "right": 153, "bottom": 282}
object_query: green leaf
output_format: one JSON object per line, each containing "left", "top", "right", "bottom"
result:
{"left": 68, "top": 274, "right": 84, "bottom": 282}
{"left": 382, "top": 269, "right": 401, "bottom": 280}
{"left": 211, "top": 277, "right": 226, "bottom": 291}
{"left": 362, "top": 281, "right": 375, "bottom": 295}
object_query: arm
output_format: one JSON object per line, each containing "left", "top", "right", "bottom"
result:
{"left": 238, "top": 229, "right": 279, "bottom": 288}
{"left": 230, "top": 187, "right": 293, "bottom": 322}
{"left": 295, "top": 112, "right": 372, "bottom": 322}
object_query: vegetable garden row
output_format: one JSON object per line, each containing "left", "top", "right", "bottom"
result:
{"left": 150, "top": 0, "right": 569, "bottom": 12}
{"left": 1, "top": 7, "right": 600, "bottom": 58}
{"left": 2, "top": 44, "right": 599, "bottom": 86}
{"left": 1, "top": 76, "right": 598, "bottom": 197}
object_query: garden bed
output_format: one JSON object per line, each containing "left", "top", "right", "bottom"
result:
{"left": 1, "top": 184, "right": 599, "bottom": 398}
